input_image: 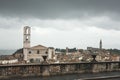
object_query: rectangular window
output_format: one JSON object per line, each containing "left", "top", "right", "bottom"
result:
{"left": 29, "top": 51, "right": 31, "bottom": 54}
{"left": 37, "top": 50, "right": 39, "bottom": 54}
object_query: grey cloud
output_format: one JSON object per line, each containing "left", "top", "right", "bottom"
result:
{"left": 0, "top": 0, "right": 120, "bottom": 19}
{"left": 0, "top": 17, "right": 24, "bottom": 29}
{"left": 0, "top": 0, "right": 120, "bottom": 30}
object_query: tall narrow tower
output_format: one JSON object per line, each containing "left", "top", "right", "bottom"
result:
{"left": 66, "top": 47, "right": 69, "bottom": 55}
{"left": 99, "top": 39, "right": 102, "bottom": 50}
{"left": 23, "top": 26, "right": 31, "bottom": 61}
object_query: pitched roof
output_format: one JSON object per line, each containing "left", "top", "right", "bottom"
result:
{"left": 31, "top": 45, "right": 48, "bottom": 50}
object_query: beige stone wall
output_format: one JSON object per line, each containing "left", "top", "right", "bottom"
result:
{"left": 48, "top": 48, "right": 55, "bottom": 60}
{"left": 23, "top": 26, "right": 31, "bottom": 61}
{"left": 27, "top": 49, "right": 47, "bottom": 62}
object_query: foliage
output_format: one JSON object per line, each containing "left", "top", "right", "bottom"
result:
{"left": 107, "top": 49, "right": 120, "bottom": 54}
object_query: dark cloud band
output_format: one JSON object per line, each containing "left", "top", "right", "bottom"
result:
{"left": 0, "top": 0, "right": 120, "bottom": 19}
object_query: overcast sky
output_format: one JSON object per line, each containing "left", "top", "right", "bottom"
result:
{"left": 0, "top": 0, "right": 120, "bottom": 49}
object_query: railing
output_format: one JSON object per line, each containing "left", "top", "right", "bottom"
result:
{"left": 0, "top": 61, "right": 120, "bottom": 78}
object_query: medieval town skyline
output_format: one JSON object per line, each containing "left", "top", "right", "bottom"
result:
{"left": 0, "top": 0, "right": 120, "bottom": 49}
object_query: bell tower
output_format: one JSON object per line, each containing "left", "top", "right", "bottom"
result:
{"left": 99, "top": 39, "right": 102, "bottom": 50}
{"left": 23, "top": 26, "right": 31, "bottom": 61}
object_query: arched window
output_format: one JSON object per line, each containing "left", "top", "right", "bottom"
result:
{"left": 30, "top": 59, "right": 34, "bottom": 63}
{"left": 26, "top": 36, "right": 29, "bottom": 41}
{"left": 26, "top": 28, "right": 29, "bottom": 34}
{"left": 36, "top": 58, "right": 40, "bottom": 63}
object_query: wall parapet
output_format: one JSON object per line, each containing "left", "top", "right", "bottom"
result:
{"left": 0, "top": 61, "right": 120, "bottom": 79}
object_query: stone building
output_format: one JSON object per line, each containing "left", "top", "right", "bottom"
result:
{"left": 13, "top": 48, "right": 23, "bottom": 62}
{"left": 27, "top": 45, "right": 55, "bottom": 63}
{"left": 23, "top": 26, "right": 31, "bottom": 62}
{"left": 0, "top": 55, "right": 18, "bottom": 64}
{"left": 23, "top": 26, "right": 55, "bottom": 63}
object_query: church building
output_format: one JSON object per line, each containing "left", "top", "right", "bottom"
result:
{"left": 23, "top": 26, "right": 55, "bottom": 63}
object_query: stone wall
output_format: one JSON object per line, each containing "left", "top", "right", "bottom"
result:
{"left": 0, "top": 62, "right": 120, "bottom": 79}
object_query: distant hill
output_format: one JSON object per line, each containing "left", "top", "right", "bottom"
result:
{"left": 14, "top": 48, "right": 23, "bottom": 54}
{"left": 0, "top": 49, "right": 16, "bottom": 55}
